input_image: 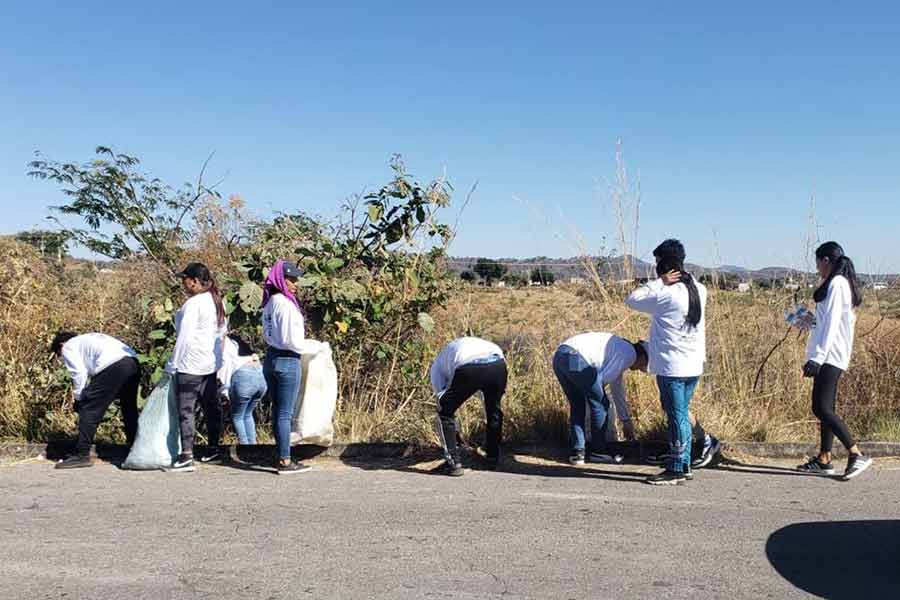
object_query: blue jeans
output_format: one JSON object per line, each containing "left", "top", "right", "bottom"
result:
{"left": 657, "top": 375, "right": 700, "bottom": 473}
{"left": 553, "top": 347, "right": 609, "bottom": 453}
{"left": 230, "top": 364, "right": 267, "bottom": 445}
{"left": 263, "top": 352, "right": 302, "bottom": 460}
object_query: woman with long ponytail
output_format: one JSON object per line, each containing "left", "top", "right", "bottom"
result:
{"left": 164, "top": 262, "right": 228, "bottom": 472}
{"left": 797, "top": 242, "right": 872, "bottom": 480}
{"left": 626, "top": 245, "right": 708, "bottom": 486}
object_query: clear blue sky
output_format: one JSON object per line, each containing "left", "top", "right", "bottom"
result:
{"left": 2, "top": 2, "right": 898, "bottom": 271}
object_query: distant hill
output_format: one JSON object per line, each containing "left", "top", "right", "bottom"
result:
{"left": 447, "top": 255, "right": 900, "bottom": 284}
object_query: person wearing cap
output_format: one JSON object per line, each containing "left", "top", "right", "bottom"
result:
{"left": 261, "top": 259, "right": 314, "bottom": 475}
{"left": 430, "top": 336, "right": 508, "bottom": 476}
{"left": 49, "top": 331, "right": 142, "bottom": 469}
{"left": 165, "top": 262, "right": 228, "bottom": 472}
{"left": 553, "top": 332, "right": 647, "bottom": 466}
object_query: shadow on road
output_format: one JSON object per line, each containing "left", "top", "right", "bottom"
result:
{"left": 711, "top": 457, "right": 833, "bottom": 479}
{"left": 766, "top": 520, "right": 900, "bottom": 599}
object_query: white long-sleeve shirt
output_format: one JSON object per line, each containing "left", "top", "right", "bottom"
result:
{"left": 217, "top": 337, "right": 260, "bottom": 397}
{"left": 430, "top": 337, "right": 504, "bottom": 398}
{"left": 806, "top": 275, "right": 856, "bottom": 370}
{"left": 262, "top": 293, "right": 319, "bottom": 355}
{"left": 558, "top": 332, "right": 635, "bottom": 421}
{"left": 625, "top": 277, "right": 707, "bottom": 377}
{"left": 165, "top": 291, "right": 225, "bottom": 376}
{"left": 61, "top": 333, "right": 137, "bottom": 401}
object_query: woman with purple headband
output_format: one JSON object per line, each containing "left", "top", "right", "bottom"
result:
{"left": 261, "top": 259, "right": 313, "bottom": 475}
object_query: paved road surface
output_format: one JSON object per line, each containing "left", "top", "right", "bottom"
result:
{"left": 2, "top": 454, "right": 898, "bottom": 599}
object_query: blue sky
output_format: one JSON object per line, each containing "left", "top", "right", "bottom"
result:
{"left": 2, "top": 2, "right": 898, "bottom": 271}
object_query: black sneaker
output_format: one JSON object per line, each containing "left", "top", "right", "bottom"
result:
{"left": 842, "top": 454, "right": 873, "bottom": 481}
{"left": 276, "top": 461, "right": 312, "bottom": 475}
{"left": 692, "top": 436, "right": 722, "bottom": 468}
{"left": 646, "top": 469, "right": 687, "bottom": 486}
{"left": 431, "top": 461, "right": 464, "bottom": 477}
{"left": 588, "top": 451, "right": 624, "bottom": 464}
{"left": 168, "top": 455, "right": 196, "bottom": 473}
{"left": 568, "top": 450, "right": 586, "bottom": 466}
{"left": 55, "top": 455, "right": 93, "bottom": 469}
{"left": 199, "top": 449, "right": 222, "bottom": 464}
{"left": 796, "top": 457, "right": 835, "bottom": 476}
{"left": 644, "top": 452, "right": 671, "bottom": 466}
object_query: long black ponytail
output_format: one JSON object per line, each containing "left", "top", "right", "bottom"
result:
{"left": 813, "top": 241, "right": 862, "bottom": 307}
{"left": 656, "top": 255, "right": 702, "bottom": 328}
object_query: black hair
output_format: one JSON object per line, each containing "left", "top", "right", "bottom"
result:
{"left": 632, "top": 340, "right": 648, "bottom": 364}
{"left": 653, "top": 239, "right": 686, "bottom": 261}
{"left": 227, "top": 332, "right": 256, "bottom": 357}
{"left": 181, "top": 262, "right": 226, "bottom": 327}
{"left": 813, "top": 241, "right": 862, "bottom": 307}
{"left": 656, "top": 255, "right": 702, "bottom": 328}
{"left": 50, "top": 330, "right": 78, "bottom": 356}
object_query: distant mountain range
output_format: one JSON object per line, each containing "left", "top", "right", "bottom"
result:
{"left": 446, "top": 255, "right": 898, "bottom": 282}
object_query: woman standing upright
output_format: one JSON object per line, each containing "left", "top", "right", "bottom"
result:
{"left": 797, "top": 242, "right": 872, "bottom": 480}
{"left": 166, "top": 263, "right": 227, "bottom": 472}
{"left": 626, "top": 250, "right": 707, "bottom": 486}
{"left": 261, "top": 259, "right": 313, "bottom": 475}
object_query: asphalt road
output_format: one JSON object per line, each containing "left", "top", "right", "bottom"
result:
{"left": 1, "top": 453, "right": 898, "bottom": 599}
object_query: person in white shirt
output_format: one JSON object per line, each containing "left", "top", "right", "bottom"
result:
{"left": 626, "top": 251, "right": 707, "bottom": 486}
{"left": 430, "top": 336, "right": 507, "bottom": 476}
{"left": 50, "top": 331, "right": 141, "bottom": 469}
{"left": 553, "top": 332, "right": 647, "bottom": 466}
{"left": 643, "top": 239, "right": 722, "bottom": 470}
{"left": 797, "top": 242, "right": 872, "bottom": 480}
{"left": 165, "top": 263, "right": 227, "bottom": 472}
{"left": 218, "top": 334, "right": 266, "bottom": 445}
{"left": 261, "top": 259, "right": 313, "bottom": 475}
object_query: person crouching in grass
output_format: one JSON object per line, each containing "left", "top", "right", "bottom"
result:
{"left": 430, "top": 336, "right": 508, "bottom": 476}
{"left": 50, "top": 331, "right": 142, "bottom": 469}
{"left": 552, "top": 332, "right": 647, "bottom": 465}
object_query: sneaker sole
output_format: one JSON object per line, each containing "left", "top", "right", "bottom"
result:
{"left": 842, "top": 460, "right": 873, "bottom": 481}
{"left": 569, "top": 459, "right": 585, "bottom": 466}
{"left": 277, "top": 466, "right": 313, "bottom": 475}
{"left": 166, "top": 467, "right": 196, "bottom": 473}
{"left": 645, "top": 478, "right": 686, "bottom": 486}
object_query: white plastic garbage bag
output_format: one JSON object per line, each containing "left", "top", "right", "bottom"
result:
{"left": 122, "top": 374, "right": 181, "bottom": 470}
{"left": 290, "top": 341, "right": 338, "bottom": 447}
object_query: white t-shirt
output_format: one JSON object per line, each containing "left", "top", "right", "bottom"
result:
{"left": 806, "top": 275, "right": 856, "bottom": 370}
{"left": 165, "top": 291, "right": 226, "bottom": 376}
{"left": 61, "top": 333, "right": 137, "bottom": 400}
{"left": 625, "top": 277, "right": 707, "bottom": 377}
{"left": 217, "top": 337, "right": 260, "bottom": 397}
{"left": 429, "top": 337, "right": 504, "bottom": 398}
{"left": 261, "top": 293, "right": 319, "bottom": 355}
{"left": 558, "top": 332, "right": 636, "bottom": 421}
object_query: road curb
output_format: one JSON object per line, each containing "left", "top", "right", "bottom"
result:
{"left": 3, "top": 440, "right": 899, "bottom": 464}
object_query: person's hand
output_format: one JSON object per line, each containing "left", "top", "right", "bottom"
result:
{"left": 802, "top": 360, "right": 821, "bottom": 378}
{"left": 661, "top": 270, "right": 682, "bottom": 286}
{"left": 621, "top": 420, "right": 636, "bottom": 441}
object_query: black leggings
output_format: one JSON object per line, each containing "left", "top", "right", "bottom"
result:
{"left": 76, "top": 357, "right": 141, "bottom": 456}
{"left": 438, "top": 360, "right": 508, "bottom": 460}
{"left": 811, "top": 363, "right": 856, "bottom": 453}
{"left": 175, "top": 372, "right": 222, "bottom": 454}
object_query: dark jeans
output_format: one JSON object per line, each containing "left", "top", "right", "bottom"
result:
{"left": 438, "top": 359, "right": 507, "bottom": 460}
{"left": 263, "top": 351, "right": 302, "bottom": 461}
{"left": 175, "top": 372, "right": 222, "bottom": 455}
{"left": 812, "top": 363, "right": 855, "bottom": 453}
{"left": 552, "top": 347, "right": 609, "bottom": 453}
{"left": 75, "top": 357, "right": 141, "bottom": 456}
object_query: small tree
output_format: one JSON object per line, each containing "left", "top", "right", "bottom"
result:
{"left": 473, "top": 258, "right": 507, "bottom": 284}
{"left": 531, "top": 267, "right": 555, "bottom": 286}
{"left": 15, "top": 230, "right": 71, "bottom": 261}
{"left": 460, "top": 270, "right": 477, "bottom": 283}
